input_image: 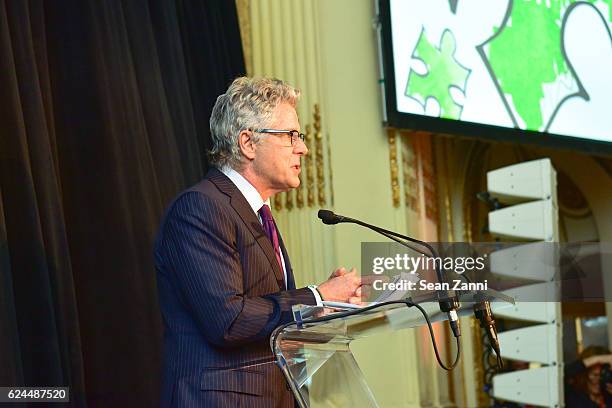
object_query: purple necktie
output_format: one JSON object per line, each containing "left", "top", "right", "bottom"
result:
{"left": 258, "top": 204, "right": 284, "bottom": 277}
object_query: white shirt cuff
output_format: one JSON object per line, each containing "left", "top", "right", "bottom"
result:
{"left": 307, "top": 285, "right": 323, "bottom": 307}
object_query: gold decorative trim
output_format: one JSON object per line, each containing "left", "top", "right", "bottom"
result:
{"left": 305, "top": 124, "right": 315, "bottom": 207}
{"left": 459, "top": 334, "right": 468, "bottom": 408}
{"left": 461, "top": 143, "right": 475, "bottom": 242}
{"left": 387, "top": 128, "right": 400, "bottom": 208}
{"left": 274, "top": 194, "right": 283, "bottom": 211}
{"left": 400, "top": 132, "right": 420, "bottom": 212}
{"left": 439, "top": 324, "right": 456, "bottom": 407}
{"left": 576, "top": 317, "right": 584, "bottom": 354}
{"left": 296, "top": 173, "right": 305, "bottom": 209}
{"left": 441, "top": 139, "right": 455, "bottom": 242}
{"left": 419, "top": 133, "right": 438, "bottom": 222}
{"left": 463, "top": 141, "right": 491, "bottom": 406}
{"left": 462, "top": 142, "right": 489, "bottom": 242}
{"left": 314, "top": 104, "right": 326, "bottom": 206}
{"left": 326, "top": 130, "right": 335, "bottom": 207}
{"left": 471, "top": 317, "right": 488, "bottom": 407}
{"left": 235, "top": 0, "right": 253, "bottom": 76}
{"left": 285, "top": 189, "right": 294, "bottom": 211}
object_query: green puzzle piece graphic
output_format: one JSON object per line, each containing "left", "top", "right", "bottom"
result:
{"left": 405, "top": 30, "right": 470, "bottom": 120}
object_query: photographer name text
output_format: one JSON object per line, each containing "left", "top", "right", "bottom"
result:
{"left": 373, "top": 278, "right": 488, "bottom": 291}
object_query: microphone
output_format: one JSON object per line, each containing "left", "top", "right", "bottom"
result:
{"left": 474, "top": 297, "right": 503, "bottom": 369}
{"left": 318, "top": 210, "right": 438, "bottom": 267}
{"left": 318, "top": 209, "right": 344, "bottom": 225}
{"left": 317, "top": 209, "right": 461, "bottom": 338}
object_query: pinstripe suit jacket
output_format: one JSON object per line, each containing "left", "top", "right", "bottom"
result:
{"left": 154, "top": 168, "right": 315, "bottom": 407}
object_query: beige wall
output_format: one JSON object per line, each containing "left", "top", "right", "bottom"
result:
{"left": 316, "top": 1, "right": 403, "bottom": 266}
{"left": 315, "top": 2, "right": 422, "bottom": 406}
{"left": 237, "top": 0, "right": 612, "bottom": 406}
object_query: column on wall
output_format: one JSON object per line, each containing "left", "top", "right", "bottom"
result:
{"left": 432, "top": 136, "right": 498, "bottom": 407}
{"left": 237, "top": 0, "right": 337, "bottom": 286}
{"left": 399, "top": 130, "right": 458, "bottom": 407}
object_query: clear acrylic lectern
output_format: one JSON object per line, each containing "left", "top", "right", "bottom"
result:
{"left": 270, "top": 291, "right": 513, "bottom": 408}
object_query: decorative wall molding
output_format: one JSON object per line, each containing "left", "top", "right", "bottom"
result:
{"left": 245, "top": 0, "right": 337, "bottom": 295}
{"left": 304, "top": 124, "right": 315, "bottom": 208}
{"left": 314, "top": 104, "right": 326, "bottom": 207}
{"left": 387, "top": 128, "right": 400, "bottom": 208}
{"left": 400, "top": 131, "right": 420, "bottom": 214}
{"left": 235, "top": 0, "right": 253, "bottom": 75}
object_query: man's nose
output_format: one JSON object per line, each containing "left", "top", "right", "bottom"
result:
{"left": 294, "top": 138, "right": 308, "bottom": 155}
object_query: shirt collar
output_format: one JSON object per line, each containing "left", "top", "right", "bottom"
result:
{"left": 219, "top": 166, "right": 271, "bottom": 214}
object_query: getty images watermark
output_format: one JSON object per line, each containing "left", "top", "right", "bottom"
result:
{"left": 371, "top": 252, "right": 488, "bottom": 291}
{"left": 361, "top": 242, "right": 612, "bottom": 303}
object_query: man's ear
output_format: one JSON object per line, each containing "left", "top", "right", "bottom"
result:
{"left": 238, "top": 129, "right": 256, "bottom": 160}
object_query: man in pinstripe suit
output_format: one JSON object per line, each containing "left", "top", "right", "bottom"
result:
{"left": 155, "top": 77, "right": 371, "bottom": 407}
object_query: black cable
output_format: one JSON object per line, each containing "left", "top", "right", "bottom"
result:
{"left": 270, "top": 299, "right": 461, "bottom": 371}
{"left": 414, "top": 301, "right": 462, "bottom": 371}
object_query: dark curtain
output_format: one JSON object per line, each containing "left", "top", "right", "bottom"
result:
{"left": 0, "top": 0, "right": 245, "bottom": 406}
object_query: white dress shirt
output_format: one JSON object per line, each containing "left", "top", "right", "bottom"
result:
{"left": 220, "top": 167, "right": 322, "bottom": 305}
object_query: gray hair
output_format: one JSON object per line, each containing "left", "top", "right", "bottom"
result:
{"left": 208, "top": 76, "right": 300, "bottom": 169}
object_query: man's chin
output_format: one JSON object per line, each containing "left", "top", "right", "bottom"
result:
{"left": 274, "top": 181, "right": 300, "bottom": 194}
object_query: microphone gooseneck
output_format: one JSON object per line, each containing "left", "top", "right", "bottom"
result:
{"left": 317, "top": 209, "right": 461, "bottom": 339}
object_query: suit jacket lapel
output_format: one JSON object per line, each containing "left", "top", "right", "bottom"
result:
{"left": 206, "top": 168, "right": 285, "bottom": 286}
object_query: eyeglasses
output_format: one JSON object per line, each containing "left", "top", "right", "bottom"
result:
{"left": 251, "top": 129, "right": 306, "bottom": 146}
